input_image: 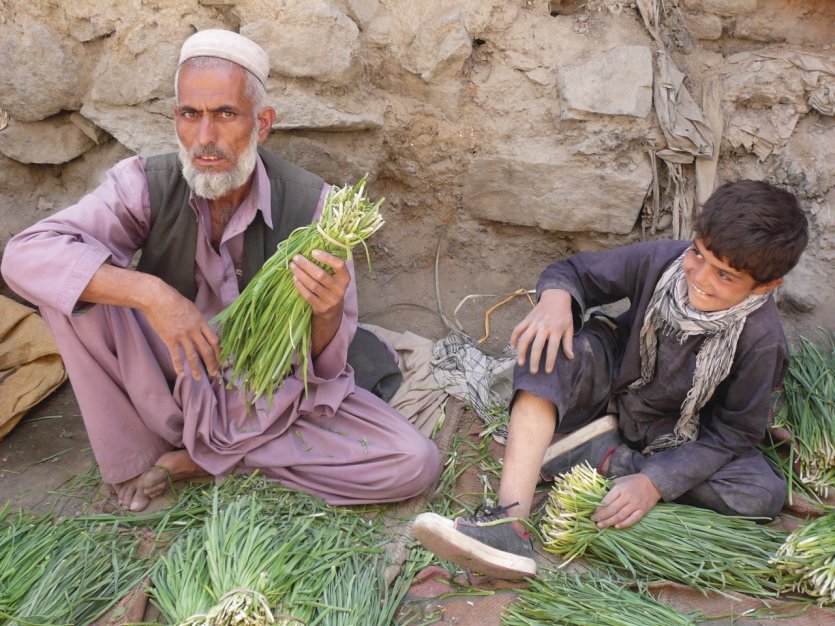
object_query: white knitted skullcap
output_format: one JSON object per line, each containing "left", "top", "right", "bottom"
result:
{"left": 179, "top": 29, "right": 269, "bottom": 85}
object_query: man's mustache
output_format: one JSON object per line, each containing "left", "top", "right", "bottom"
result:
{"left": 190, "top": 144, "right": 228, "bottom": 160}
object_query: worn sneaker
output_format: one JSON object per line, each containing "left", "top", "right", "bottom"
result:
{"left": 412, "top": 503, "right": 536, "bottom": 580}
{"left": 540, "top": 414, "right": 621, "bottom": 480}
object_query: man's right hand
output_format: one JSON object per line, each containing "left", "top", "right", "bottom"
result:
{"left": 79, "top": 264, "right": 220, "bottom": 380}
{"left": 142, "top": 280, "right": 221, "bottom": 380}
{"left": 510, "top": 288, "right": 574, "bottom": 374}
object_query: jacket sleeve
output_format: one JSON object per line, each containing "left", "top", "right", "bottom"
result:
{"left": 0, "top": 157, "right": 151, "bottom": 316}
{"left": 536, "top": 240, "right": 687, "bottom": 329}
{"left": 639, "top": 330, "right": 788, "bottom": 501}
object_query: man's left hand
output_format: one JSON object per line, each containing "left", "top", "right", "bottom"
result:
{"left": 289, "top": 250, "right": 350, "bottom": 356}
{"left": 591, "top": 473, "right": 661, "bottom": 529}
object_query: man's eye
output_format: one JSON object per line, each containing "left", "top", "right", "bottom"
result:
{"left": 220, "top": 111, "right": 235, "bottom": 119}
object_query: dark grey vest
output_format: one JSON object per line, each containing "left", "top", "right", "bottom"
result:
{"left": 137, "top": 149, "right": 402, "bottom": 400}
{"left": 137, "top": 147, "right": 324, "bottom": 299}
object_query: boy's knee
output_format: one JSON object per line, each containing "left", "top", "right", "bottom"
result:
{"left": 726, "top": 484, "right": 785, "bottom": 519}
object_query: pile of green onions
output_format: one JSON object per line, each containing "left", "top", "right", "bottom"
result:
{"left": 149, "top": 484, "right": 400, "bottom": 626}
{"left": 212, "top": 175, "right": 384, "bottom": 400}
{"left": 150, "top": 493, "right": 314, "bottom": 625}
{"left": 0, "top": 507, "right": 148, "bottom": 625}
{"left": 772, "top": 333, "right": 835, "bottom": 497}
{"left": 772, "top": 512, "right": 835, "bottom": 605}
{"left": 501, "top": 569, "right": 699, "bottom": 626}
{"left": 540, "top": 463, "right": 787, "bottom": 597}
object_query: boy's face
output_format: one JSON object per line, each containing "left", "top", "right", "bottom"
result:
{"left": 683, "top": 239, "right": 783, "bottom": 312}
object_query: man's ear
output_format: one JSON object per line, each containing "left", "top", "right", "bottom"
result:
{"left": 753, "top": 277, "right": 783, "bottom": 295}
{"left": 256, "top": 106, "right": 276, "bottom": 142}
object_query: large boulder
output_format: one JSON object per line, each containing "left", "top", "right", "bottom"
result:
{"left": 462, "top": 149, "right": 653, "bottom": 234}
{"left": 0, "top": 18, "right": 87, "bottom": 122}
{"left": 89, "top": 21, "right": 189, "bottom": 106}
{"left": 0, "top": 114, "right": 95, "bottom": 164}
{"left": 558, "top": 46, "right": 653, "bottom": 119}
{"left": 244, "top": 3, "right": 361, "bottom": 84}
{"left": 79, "top": 102, "right": 176, "bottom": 157}
{"left": 400, "top": 10, "right": 472, "bottom": 82}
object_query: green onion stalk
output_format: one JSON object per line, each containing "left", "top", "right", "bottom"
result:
{"left": 759, "top": 434, "right": 830, "bottom": 510}
{"left": 0, "top": 508, "right": 68, "bottom": 615}
{"left": 501, "top": 569, "right": 700, "bottom": 626}
{"left": 149, "top": 486, "right": 386, "bottom": 626}
{"left": 772, "top": 332, "right": 835, "bottom": 498}
{"left": 772, "top": 512, "right": 835, "bottom": 605}
{"left": 149, "top": 493, "right": 304, "bottom": 626}
{"left": 212, "top": 175, "right": 384, "bottom": 401}
{"left": 540, "top": 463, "right": 787, "bottom": 597}
{"left": 2, "top": 519, "right": 148, "bottom": 626}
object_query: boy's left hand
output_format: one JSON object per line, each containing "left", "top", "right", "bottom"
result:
{"left": 591, "top": 473, "right": 661, "bottom": 529}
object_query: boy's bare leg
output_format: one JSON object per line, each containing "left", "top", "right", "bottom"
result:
{"left": 410, "top": 389, "right": 557, "bottom": 579}
{"left": 498, "top": 390, "right": 557, "bottom": 528}
{"left": 113, "top": 449, "right": 209, "bottom": 511}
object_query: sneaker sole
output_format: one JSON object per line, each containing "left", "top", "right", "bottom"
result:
{"left": 541, "top": 413, "right": 618, "bottom": 470}
{"left": 412, "top": 512, "right": 537, "bottom": 580}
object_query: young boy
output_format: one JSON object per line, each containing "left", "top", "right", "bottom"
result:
{"left": 413, "top": 180, "right": 809, "bottom": 579}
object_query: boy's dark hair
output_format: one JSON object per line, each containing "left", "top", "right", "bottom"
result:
{"left": 695, "top": 180, "right": 808, "bottom": 284}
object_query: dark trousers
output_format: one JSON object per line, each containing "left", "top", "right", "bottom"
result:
{"left": 513, "top": 317, "right": 785, "bottom": 519}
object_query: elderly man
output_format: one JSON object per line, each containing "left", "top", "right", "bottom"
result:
{"left": 2, "top": 30, "right": 440, "bottom": 512}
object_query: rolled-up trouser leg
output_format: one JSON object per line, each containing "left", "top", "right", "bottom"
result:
{"left": 610, "top": 446, "right": 786, "bottom": 518}
{"left": 511, "top": 319, "right": 621, "bottom": 433}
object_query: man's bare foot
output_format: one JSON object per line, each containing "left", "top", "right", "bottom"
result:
{"left": 113, "top": 475, "right": 150, "bottom": 512}
{"left": 112, "top": 450, "right": 209, "bottom": 512}
{"left": 142, "top": 450, "right": 209, "bottom": 499}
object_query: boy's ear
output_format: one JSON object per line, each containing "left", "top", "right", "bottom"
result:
{"left": 752, "top": 277, "right": 783, "bottom": 295}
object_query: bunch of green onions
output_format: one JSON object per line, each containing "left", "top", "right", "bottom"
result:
{"left": 772, "top": 512, "right": 835, "bottom": 605}
{"left": 772, "top": 333, "right": 835, "bottom": 497}
{"left": 150, "top": 493, "right": 311, "bottom": 625}
{"left": 0, "top": 507, "right": 65, "bottom": 615}
{"left": 212, "top": 175, "right": 384, "bottom": 400}
{"left": 759, "top": 434, "right": 830, "bottom": 510}
{"left": 0, "top": 512, "right": 148, "bottom": 625}
{"left": 501, "top": 569, "right": 699, "bottom": 626}
{"left": 540, "top": 463, "right": 787, "bottom": 597}
{"left": 149, "top": 485, "right": 394, "bottom": 626}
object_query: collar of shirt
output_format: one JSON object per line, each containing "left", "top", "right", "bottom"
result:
{"left": 188, "top": 153, "right": 273, "bottom": 246}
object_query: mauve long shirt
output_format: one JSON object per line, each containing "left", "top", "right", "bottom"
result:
{"left": 0, "top": 155, "right": 443, "bottom": 503}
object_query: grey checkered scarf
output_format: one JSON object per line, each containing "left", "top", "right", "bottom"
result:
{"left": 630, "top": 247, "right": 768, "bottom": 454}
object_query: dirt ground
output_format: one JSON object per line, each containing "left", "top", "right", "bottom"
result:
{"left": 2, "top": 281, "right": 835, "bottom": 626}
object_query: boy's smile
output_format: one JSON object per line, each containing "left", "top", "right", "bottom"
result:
{"left": 683, "top": 239, "right": 782, "bottom": 312}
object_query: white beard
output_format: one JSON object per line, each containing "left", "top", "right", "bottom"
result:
{"left": 178, "top": 130, "right": 259, "bottom": 200}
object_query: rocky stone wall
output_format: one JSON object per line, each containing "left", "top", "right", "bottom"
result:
{"left": 0, "top": 0, "right": 832, "bottom": 343}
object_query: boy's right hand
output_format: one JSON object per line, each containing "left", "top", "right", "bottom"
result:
{"left": 510, "top": 288, "right": 574, "bottom": 374}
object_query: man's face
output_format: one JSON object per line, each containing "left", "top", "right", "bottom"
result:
{"left": 174, "top": 63, "right": 264, "bottom": 199}
{"left": 682, "top": 238, "right": 781, "bottom": 312}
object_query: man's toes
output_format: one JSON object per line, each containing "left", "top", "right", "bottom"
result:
{"left": 142, "top": 466, "right": 171, "bottom": 499}
{"left": 129, "top": 491, "right": 151, "bottom": 512}
{"left": 116, "top": 483, "right": 137, "bottom": 509}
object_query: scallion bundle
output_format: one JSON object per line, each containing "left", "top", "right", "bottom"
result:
{"left": 772, "top": 512, "right": 835, "bottom": 605}
{"left": 772, "top": 333, "right": 835, "bottom": 497}
{"left": 540, "top": 463, "right": 787, "bottom": 597}
{"left": 149, "top": 493, "right": 311, "bottom": 625}
{"left": 0, "top": 512, "right": 148, "bottom": 625}
{"left": 149, "top": 485, "right": 392, "bottom": 626}
{"left": 501, "top": 569, "right": 699, "bottom": 626}
{"left": 212, "top": 175, "right": 384, "bottom": 400}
